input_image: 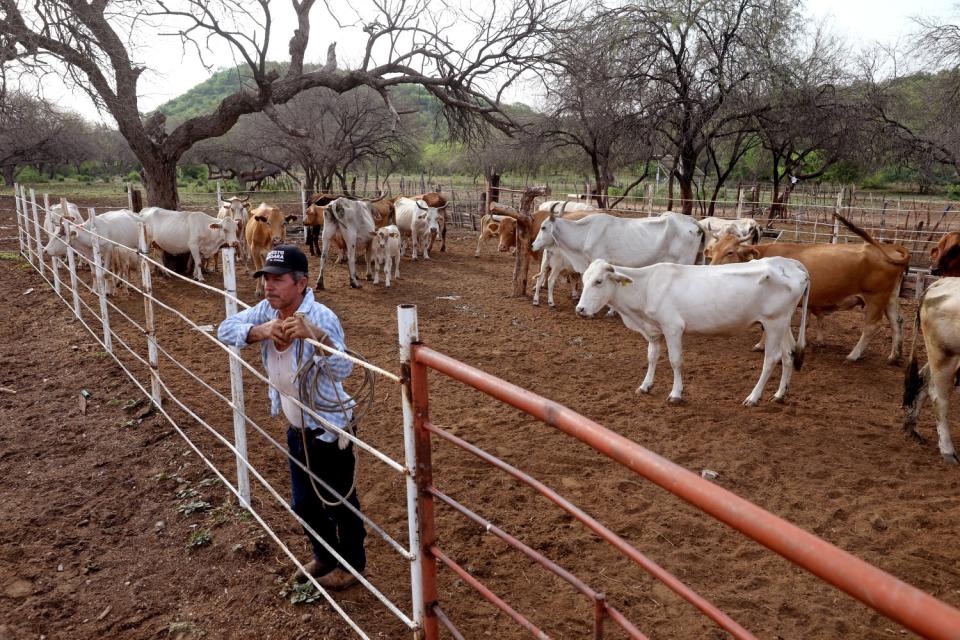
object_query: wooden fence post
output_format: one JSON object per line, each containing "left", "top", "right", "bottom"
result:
{"left": 832, "top": 187, "right": 844, "bottom": 244}
{"left": 736, "top": 186, "right": 745, "bottom": 220}
{"left": 28, "top": 188, "right": 42, "bottom": 271}
{"left": 62, "top": 217, "right": 81, "bottom": 319}
{"left": 14, "top": 183, "right": 26, "bottom": 258}
{"left": 646, "top": 182, "right": 654, "bottom": 217}
{"left": 88, "top": 208, "right": 113, "bottom": 353}
{"left": 44, "top": 193, "right": 62, "bottom": 296}
{"left": 222, "top": 247, "right": 250, "bottom": 507}
{"left": 138, "top": 223, "right": 162, "bottom": 408}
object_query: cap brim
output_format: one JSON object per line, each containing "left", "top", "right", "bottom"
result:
{"left": 253, "top": 266, "right": 294, "bottom": 278}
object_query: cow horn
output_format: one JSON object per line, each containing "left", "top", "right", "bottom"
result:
{"left": 416, "top": 201, "right": 427, "bottom": 210}
{"left": 240, "top": 195, "right": 249, "bottom": 202}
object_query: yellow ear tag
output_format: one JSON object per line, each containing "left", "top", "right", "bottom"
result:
{"left": 619, "top": 280, "right": 629, "bottom": 286}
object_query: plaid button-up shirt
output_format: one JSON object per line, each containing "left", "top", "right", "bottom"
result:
{"left": 217, "top": 289, "right": 354, "bottom": 442}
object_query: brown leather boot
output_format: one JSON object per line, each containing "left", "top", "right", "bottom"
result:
{"left": 316, "top": 568, "right": 365, "bottom": 591}
{"left": 292, "top": 559, "right": 335, "bottom": 583}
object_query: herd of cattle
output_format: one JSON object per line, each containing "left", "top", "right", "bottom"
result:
{"left": 31, "top": 192, "right": 960, "bottom": 464}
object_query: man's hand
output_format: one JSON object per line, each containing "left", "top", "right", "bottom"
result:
{"left": 281, "top": 315, "right": 331, "bottom": 347}
{"left": 247, "top": 320, "right": 291, "bottom": 351}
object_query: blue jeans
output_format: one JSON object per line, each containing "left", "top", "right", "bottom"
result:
{"left": 287, "top": 427, "right": 367, "bottom": 572}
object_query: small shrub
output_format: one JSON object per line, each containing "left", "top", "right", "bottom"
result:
{"left": 176, "top": 500, "right": 212, "bottom": 516}
{"left": 186, "top": 529, "right": 212, "bottom": 550}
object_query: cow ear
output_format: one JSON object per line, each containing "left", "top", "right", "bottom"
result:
{"left": 391, "top": 231, "right": 399, "bottom": 238}
{"left": 255, "top": 215, "right": 267, "bottom": 222}
{"left": 221, "top": 201, "right": 230, "bottom": 207}
{"left": 369, "top": 230, "right": 377, "bottom": 236}
{"left": 610, "top": 272, "right": 633, "bottom": 286}
{"left": 703, "top": 245, "right": 714, "bottom": 261}
{"left": 487, "top": 222, "right": 500, "bottom": 233}
{"left": 931, "top": 245, "right": 940, "bottom": 260}
{"left": 70, "top": 230, "right": 78, "bottom": 238}
{"left": 739, "top": 247, "right": 761, "bottom": 261}
{"left": 285, "top": 215, "right": 297, "bottom": 223}
{"left": 208, "top": 222, "right": 221, "bottom": 230}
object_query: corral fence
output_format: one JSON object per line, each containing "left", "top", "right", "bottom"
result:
{"left": 8, "top": 184, "right": 960, "bottom": 639}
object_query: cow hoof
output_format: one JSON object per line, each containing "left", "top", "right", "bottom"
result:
{"left": 635, "top": 386, "right": 651, "bottom": 395}
{"left": 667, "top": 396, "right": 684, "bottom": 405}
{"left": 742, "top": 398, "right": 759, "bottom": 407}
{"left": 751, "top": 343, "right": 763, "bottom": 352}
{"left": 350, "top": 282, "right": 362, "bottom": 289}
{"left": 366, "top": 275, "right": 373, "bottom": 281}
{"left": 844, "top": 355, "right": 862, "bottom": 363}
{"left": 944, "top": 452, "right": 959, "bottom": 465}
{"left": 772, "top": 395, "right": 785, "bottom": 404}
{"left": 532, "top": 300, "right": 540, "bottom": 306}
{"left": 887, "top": 355, "right": 902, "bottom": 366}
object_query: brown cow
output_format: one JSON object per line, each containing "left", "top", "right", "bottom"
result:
{"left": 246, "top": 203, "right": 297, "bottom": 296}
{"left": 474, "top": 214, "right": 516, "bottom": 257}
{"left": 304, "top": 204, "right": 348, "bottom": 260}
{"left": 705, "top": 214, "right": 910, "bottom": 363}
{"left": 930, "top": 232, "right": 960, "bottom": 276}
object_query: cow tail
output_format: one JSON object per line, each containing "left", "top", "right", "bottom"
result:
{"left": 696, "top": 225, "right": 707, "bottom": 265}
{"left": 903, "top": 297, "right": 925, "bottom": 407}
{"left": 751, "top": 225, "right": 761, "bottom": 245}
{"left": 834, "top": 212, "right": 910, "bottom": 265}
{"left": 793, "top": 278, "right": 810, "bottom": 371}
{"left": 388, "top": 204, "right": 396, "bottom": 227}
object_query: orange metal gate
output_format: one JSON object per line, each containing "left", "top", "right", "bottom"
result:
{"left": 397, "top": 305, "right": 960, "bottom": 640}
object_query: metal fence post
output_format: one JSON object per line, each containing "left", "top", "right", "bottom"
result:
{"left": 44, "top": 193, "right": 62, "bottom": 296}
{"left": 138, "top": 223, "right": 162, "bottom": 407}
{"left": 26, "top": 188, "right": 39, "bottom": 269}
{"left": 300, "top": 184, "right": 308, "bottom": 243}
{"left": 14, "top": 183, "right": 26, "bottom": 258}
{"left": 398, "top": 304, "right": 435, "bottom": 640}
{"left": 222, "top": 247, "right": 250, "bottom": 507}
{"left": 62, "top": 217, "right": 82, "bottom": 319}
{"left": 30, "top": 188, "right": 47, "bottom": 278}
{"left": 88, "top": 208, "right": 113, "bottom": 353}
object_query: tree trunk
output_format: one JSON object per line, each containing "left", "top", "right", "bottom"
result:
{"left": 142, "top": 158, "right": 180, "bottom": 209}
{"left": 1, "top": 164, "right": 15, "bottom": 187}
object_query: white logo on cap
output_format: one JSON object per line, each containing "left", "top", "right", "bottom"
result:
{"left": 266, "top": 250, "right": 285, "bottom": 262}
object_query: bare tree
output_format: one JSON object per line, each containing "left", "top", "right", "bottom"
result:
{"left": 1, "top": 0, "right": 561, "bottom": 208}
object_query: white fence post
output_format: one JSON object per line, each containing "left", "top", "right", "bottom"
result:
{"left": 127, "top": 183, "right": 134, "bottom": 211}
{"left": 14, "top": 183, "right": 26, "bottom": 258}
{"left": 62, "top": 218, "right": 81, "bottom": 319}
{"left": 645, "top": 182, "right": 654, "bottom": 218}
{"left": 44, "top": 193, "right": 62, "bottom": 296}
{"left": 222, "top": 247, "right": 250, "bottom": 507}
{"left": 216, "top": 179, "right": 222, "bottom": 209}
{"left": 736, "top": 186, "right": 745, "bottom": 220}
{"left": 26, "top": 188, "right": 40, "bottom": 268}
{"left": 88, "top": 208, "right": 113, "bottom": 353}
{"left": 398, "top": 304, "right": 426, "bottom": 634}
{"left": 138, "top": 223, "right": 162, "bottom": 407}
{"left": 300, "top": 184, "right": 308, "bottom": 243}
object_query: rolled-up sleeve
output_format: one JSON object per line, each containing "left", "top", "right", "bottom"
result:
{"left": 218, "top": 303, "right": 267, "bottom": 348}
{"left": 311, "top": 307, "right": 354, "bottom": 380}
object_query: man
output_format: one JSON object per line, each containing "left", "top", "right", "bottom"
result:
{"left": 217, "top": 245, "right": 367, "bottom": 590}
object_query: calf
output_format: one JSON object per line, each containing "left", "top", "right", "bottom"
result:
{"left": 246, "top": 203, "right": 296, "bottom": 295}
{"left": 42, "top": 199, "right": 91, "bottom": 267}
{"left": 576, "top": 257, "right": 810, "bottom": 406}
{"left": 474, "top": 214, "right": 514, "bottom": 257}
{"left": 394, "top": 198, "right": 440, "bottom": 260}
{"left": 705, "top": 214, "right": 910, "bottom": 363}
{"left": 370, "top": 224, "right": 401, "bottom": 287}
{"left": 135, "top": 207, "right": 241, "bottom": 282}
{"left": 903, "top": 277, "right": 960, "bottom": 464}
{"left": 698, "top": 217, "right": 760, "bottom": 250}
{"left": 930, "top": 232, "right": 960, "bottom": 276}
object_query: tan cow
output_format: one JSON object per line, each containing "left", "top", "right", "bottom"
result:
{"left": 246, "top": 203, "right": 297, "bottom": 296}
{"left": 705, "top": 214, "right": 910, "bottom": 363}
{"left": 474, "top": 214, "right": 516, "bottom": 257}
{"left": 930, "top": 232, "right": 960, "bottom": 277}
{"left": 903, "top": 277, "right": 960, "bottom": 463}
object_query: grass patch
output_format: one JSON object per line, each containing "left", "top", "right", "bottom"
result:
{"left": 280, "top": 580, "right": 324, "bottom": 605}
{"left": 175, "top": 500, "right": 211, "bottom": 516}
{"left": 0, "top": 252, "right": 21, "bottom": 261}
{"left": 186, "top": 529, "right": 212, "bottom": 550}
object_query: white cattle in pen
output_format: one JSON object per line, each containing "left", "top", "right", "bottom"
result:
{"left": 575, "top": 257, "right": 810, "bottom": 406}
{"left": 903, "top": 277, "right": 960, "bottom": 464}
{"left": 215, "top": 196, "right": 251, "bottom": 269}
{"left": 531, "top": 211, "right": 704, "bottom": 275}
{"left": 133, "top": 207, "right": 240, "bottom": 282}
{"left": 43, "top": 209, "right": 140, "bottom": 295}
{"left": 41, "top": 200, "right": 88, "bottom": 263}
{"left": 538, "top": 200, "right": 596, "bottom": 214}
{"left": 316, "top": 197, "right": 376, "bottom": 290}
{"left": 698, "top": 217, "right": 761, "bottom": 249}
{"left": 394, "top": 197, "right": 440, "bottom": 261}
{"left": 370, "top": 224, "right": 401, "bottom": 288}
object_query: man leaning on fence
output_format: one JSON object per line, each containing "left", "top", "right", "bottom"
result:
{"left": 217, "top": 245, "right": 367, "bottom": 590}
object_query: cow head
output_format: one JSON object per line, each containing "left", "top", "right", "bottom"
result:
{"left": 251, "top": 204, "right": 294, "bottom": 246}
{"left": 576, "top": 260, "right": 632, "bottom": 318}
{"left": 372, "top": 225, "right": 400, "bottom": 249}
{"left": 209, "top": 217, "right": 240, "bottom": 250}
{"left": 703, "top": 234, "right": 760, "bottom": 265}
{"left": 930, "top": 232, "right": 960, "bottom": 276}
{"left": 531, "top": 214, "right": 556, "bottom": 252}
{"left": 219, "top": 196, "right": 250, "bottom": 225}
{"left": 495, "top": 218, "right": 517, "bottom": 252}
{"left": 304, "top": 204, "right": 325, "bottom": 227}
{"left": 415, "top": 200, "right": 440, "bottom": 236}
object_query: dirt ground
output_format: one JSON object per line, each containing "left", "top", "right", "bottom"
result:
{"left": 1, "top": 196, "right": 959, "bottom": 640}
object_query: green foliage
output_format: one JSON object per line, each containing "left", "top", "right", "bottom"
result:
{"left": 126, "top": 171, "right": 141, "bottom": 183}
{"left": 281, "top": 581, "right": 323, "bottom": 605}
{"left": 176, "top": 500, "right": 212, "bottom": 516}
{"left": 16, "top": 166, "right": 46, "bottom": 183}
{"left": 186, "top": 529, "right": 212, "bottom": 550}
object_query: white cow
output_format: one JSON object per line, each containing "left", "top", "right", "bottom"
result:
{"left": 698, "top": 217, "right": 761, "bottom": 249}
{"left": 532, "top": 247, "right": 581, "bottom": 308}
{"left": 43, "top": 209, "right": 140, "bottom": 295}
{"left": 532, "top": 211, "right": 704, "bottom": 274}
{"left": 371, "top": 224, "right": 401, "bottom": 287}
{"left": 42, "top": 200, "right": 87, "bottom": 262}
{"left": 576, "top": 257, "right": 810, "bottom": 406}
{"left": 903, "top": 277, "right": 960, "bottom": 464}
{"left": 394, "top": 197, "right": 440, "bottom": 261}
{"left": 215, "top": 196, "right": 251, "bottom": 269}
{"left": 316, "top": 197, "right": 375, "bottom": 290}
{"left": 538, "top": 200, "right": 597, "bottom": 214}
{"left": 133, "top": 207, "right": 240, "bottom": 281}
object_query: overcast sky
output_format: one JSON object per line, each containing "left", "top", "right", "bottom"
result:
{"left": 33, "top": 0, "right": 959, "bottom": 125}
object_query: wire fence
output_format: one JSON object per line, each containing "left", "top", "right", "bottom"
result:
{"left": 9, "top": 184, "right": 425, "bottom": 639}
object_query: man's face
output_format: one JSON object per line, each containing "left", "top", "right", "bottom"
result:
{"left": 263, "top": 272, "right": 306, "bottom": 310}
